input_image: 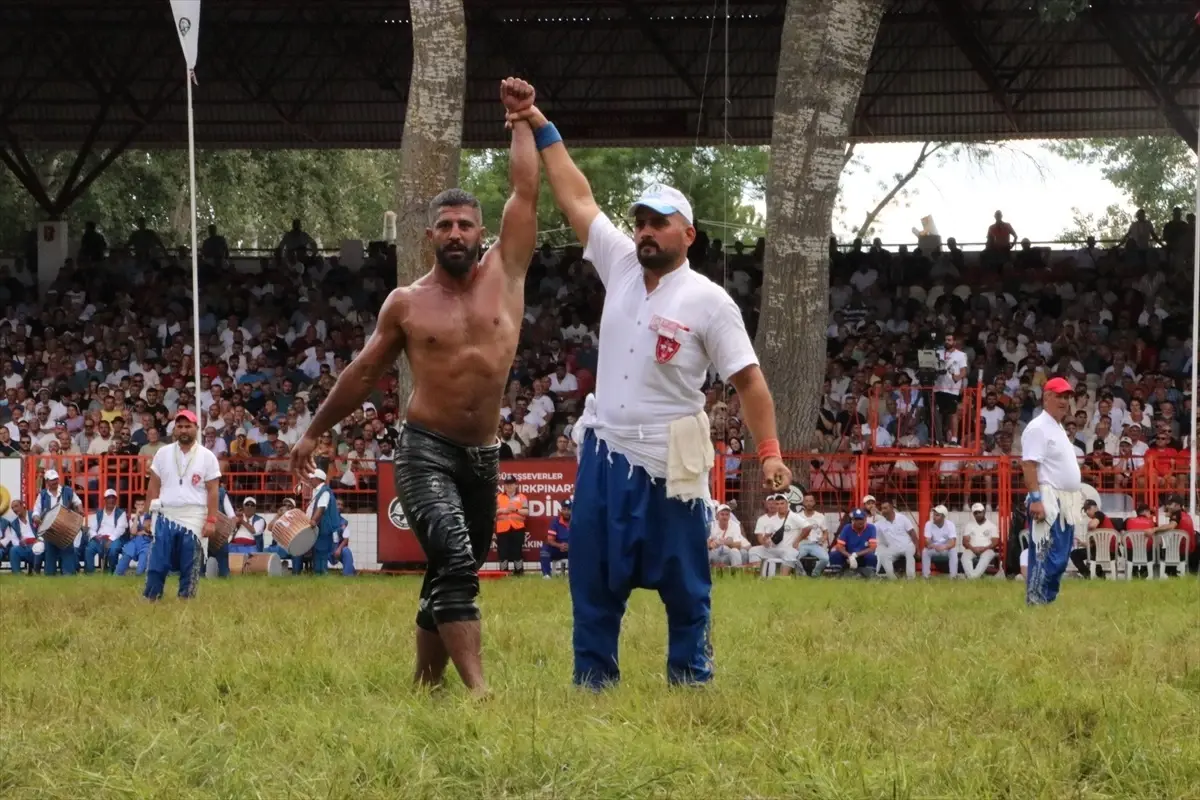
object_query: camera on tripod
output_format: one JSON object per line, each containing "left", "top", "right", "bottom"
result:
{"left": 915, "top": 329, "right": 943, "bottom": 386}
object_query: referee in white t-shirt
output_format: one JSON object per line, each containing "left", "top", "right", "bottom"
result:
{"left": 1020, "top": 377, "right": 1084, "bottom": 605}
{"left": 143, "top": 410, "right": 221, "bottom": 600}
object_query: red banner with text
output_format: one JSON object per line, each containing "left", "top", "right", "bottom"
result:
{"left": 376, "top": 460, "right": 577, "bottom": 565}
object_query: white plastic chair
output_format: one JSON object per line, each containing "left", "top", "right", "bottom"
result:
{"left": 1087, "top": 529, "right": 1120, "bottom": 579}
{"left": 1155, "top": 531, "right": 1189, "bottom": 578}
{"left": 1124, "top": 532, "right": 1154, "bottom": 579}
{"left": 760, "top": 558, "right": 784, "bottom": 578}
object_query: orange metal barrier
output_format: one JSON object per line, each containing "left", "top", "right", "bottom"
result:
{"left": 866, "top": 385, "right": 983, "bottom": 453}
{"left": 24, "top": 454, "right": 379, "bottom": 516}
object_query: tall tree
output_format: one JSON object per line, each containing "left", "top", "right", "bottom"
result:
{"left": 1047, "top": 136, "right": 1196, "bottom": 243}
{"left": 755, "top": 0, "right": 886, "bottom": 450}
{"left": 392, "top": 0, "right": 467, "bottom": 405}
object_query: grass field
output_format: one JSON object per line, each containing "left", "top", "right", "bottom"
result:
{"left": 1, "top": 574, "right": 1197, "bottom": 800}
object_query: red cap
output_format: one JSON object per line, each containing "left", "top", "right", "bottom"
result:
{"left": 175, "top": 409, "right": 199, "bottom": 424}
{"left": 1043, "top": 377, "right": 1072, "bottom": 395}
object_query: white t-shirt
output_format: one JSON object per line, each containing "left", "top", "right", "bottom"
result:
{"left": 1021, "top": 411, "right": 1083, "bottom": 491}
{"left": 231, "top": 513, "right": 266, "bottom": 545}
{"left": 793, "top": 509, "right": 829, "bottom": 544}
{"left": 708, "top": 518, "right": 749, "bottom": 548}
{"left": 306, "top": 484, "right": 332, "bottom": 526}
{"left": 151, "top": 442, "right": 221, "bottom": 535}
{"left": 875, "top": 513, "right": 917, "bottom": 551}
{"left": 980, "top": 406, "right": 1005, "bottom": 435}
{"left": 923, "top": 519, "right": 957, "bottom": 547}
{"left": 89, "top": 507, "right": 130, "bottom": 540}
{"left": 754, "top": 511, "right": 805, "bottom": 549}
{"left": 963, "top": 519, "right": 998, "bottom": 548}
{"left": 935, "top": 349, "right": 969, "bottom": 395}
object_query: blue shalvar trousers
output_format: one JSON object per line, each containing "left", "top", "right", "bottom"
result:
{"left": 569, "top": 431, "right": 714, "bottom": 689}
{"left": 144, "top": 516, "right": 202, "bottom": 600}
{"left": 44, "top": 540, "right": 78, "bottom": 575}
{"left": 9, "top": 545, "right": 43, "bottom": 574}
{"left": 1026, "top": 505, "right": 1074, "bottom": 606}
{"left": 84, "top": 537, "right": 124, "bottom": 573}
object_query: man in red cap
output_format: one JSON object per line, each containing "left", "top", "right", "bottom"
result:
{"left": 143, "top": 409, "right": 221, "bottom": 600}
{"left": 1020, "top": 377, "right": 1084, "bottom": 604}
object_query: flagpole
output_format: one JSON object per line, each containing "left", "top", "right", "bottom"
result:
{"left": 187, "top": 69, "right": 202, "bottom": 423}
{"left": 1189, "top": 107, "right": 1198, "bottom": 518}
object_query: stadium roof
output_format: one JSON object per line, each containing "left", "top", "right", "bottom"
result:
{"left": 0, "top": 0, "right": 1196, "bottom": 210}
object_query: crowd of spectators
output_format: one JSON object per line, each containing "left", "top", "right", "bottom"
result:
{"left": 0, "top": 205, "right": 1195, "bottom": 524}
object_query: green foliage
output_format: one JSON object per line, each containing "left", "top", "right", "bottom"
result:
{"left": 0, "top": 149, "right": 398, "bottom": 252}
{"left": 1047, "top": 136, "right": 1196, "bottom": 243}
{"left": 2, "top": 145, "right": 767, "bottom": 252}
{"left": 460, "top": 145, "right": 767, "bottom": 245}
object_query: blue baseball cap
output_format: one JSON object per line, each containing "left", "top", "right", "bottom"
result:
{"left": 629, "top": 184, "right": 694, "bottom": 225}
{"left": 850, "top": 508, "right": 867, "bottom": 520}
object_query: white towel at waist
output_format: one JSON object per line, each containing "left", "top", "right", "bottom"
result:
{"left": 1029, "top": 485, "right": 1084, "bottom": 546}
{"left": 573, "top": 393, "right": 713, "bottom": 501}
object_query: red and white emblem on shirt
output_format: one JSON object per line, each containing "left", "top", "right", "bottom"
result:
{"left": 191, "top": 473, "right": 202, "bottom": 486}
{"left": 650, "top": 315, "right": 688, "bottom": 364}
{"left": 655, "top": 336, "right": 681, "bottom": 363}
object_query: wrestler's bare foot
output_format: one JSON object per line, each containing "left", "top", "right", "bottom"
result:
{"left": 437, "top": 619, "right": 487, "bottom": 694}
{"left": 414, "top": 627, "right": 450, "bottom": 688}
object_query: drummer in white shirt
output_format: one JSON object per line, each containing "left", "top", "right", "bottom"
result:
{"left": 748, "top": 495, "right": 804, "bottom": 575}
{"left": 83, "top": 489, "right": 129, "bottom": 574}
{"left": 228, "top": 497, "right": 266, "bottom": 555}
{"left": 6, "top": 499, "right": 43, "bottom": 574}
{"left": 792, "top": 493, "right": 831, "bottom": 578}
{"left": 873, "top": 499, "right": 918, "bottom": 579}
{"left": 707, "top": 504, "right": 750, "bottom": 567}
{"left": 143, "top": 409, "right": 221, "bottom": 600}
{"left": 921, "top": 505, "right": 959, "bottom": 578}
{"left": 960, "top": 503, "right": 1000, "bottom": 579}
{"left": 32, "top": 469, "right": 84, "bottom": 576}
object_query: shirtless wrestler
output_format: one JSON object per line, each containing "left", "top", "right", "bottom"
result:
{"left": 290, "top": 78, "right": 540, "bottom": 695}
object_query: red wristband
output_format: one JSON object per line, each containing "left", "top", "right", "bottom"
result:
{"left": 756, "top": 438, "right": 782, "bottom": 461}
{"left": 205, "top": 516, "right": 217, "bottom": 523}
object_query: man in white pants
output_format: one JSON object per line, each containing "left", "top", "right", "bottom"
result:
{"left": 792, "top": 493, "right": 830, "bottom": 578}
{"left": 921, "top": 504, "right": 959, "bottom": 578}
{"left": 749, "top": 495, "right": 803, "bottom": 575}
{"left": 874, "top": 499, "right": 917, "bottom": 578}
{"left": 707, "top": 504, "right": 749, "bottom": 567}
{"left": 960, "top": 503, "right": 999, "bottom": 579}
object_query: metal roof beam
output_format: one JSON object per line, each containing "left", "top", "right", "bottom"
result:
{"left": 932, "top": 0, "right": 1019, "bottom": 132}
{"left": 1093, "top": 8, "right": 1198, "bottom": 152}
{"left": 620, "top": 1, "right": 707, "bottom": 101}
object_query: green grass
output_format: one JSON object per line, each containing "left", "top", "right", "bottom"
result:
{"left": 1, "top": 574, "right": 1197, "bottom": 800}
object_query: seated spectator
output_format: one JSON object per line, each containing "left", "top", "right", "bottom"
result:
{"left": 830, "top": 508, "right": 877, "bottom": 578}
{"left": 960, "top": 503, "right": 999, "bottom": 579}
{"left": 921, "top": 505, "right": 958, "bottom": 578}
{"left": 748, "top": 494, "right": 803, "bottom": 575}
{"left": 708, "top": 504, "right": 749, "bottom": 568}
{"left": 873, "top": 499, "right": 917, "bottom": 579}
{"left": 791, "top": 493, "right": 830, "bottom": 578}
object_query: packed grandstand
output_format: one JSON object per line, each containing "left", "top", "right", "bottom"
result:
{"left": 0, "top": 208, "right": 1195, "bottom": 574}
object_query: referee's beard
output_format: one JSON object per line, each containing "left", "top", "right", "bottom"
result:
{"left": 176, "top": 432, "right": 195, "bottom": 445}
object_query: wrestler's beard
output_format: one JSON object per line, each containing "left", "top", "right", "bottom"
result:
{"left": 636, "top": 240, "right": 678, "bottom": 272}
{"left": 435, "top": 242, "right": 481, "bottom": 277}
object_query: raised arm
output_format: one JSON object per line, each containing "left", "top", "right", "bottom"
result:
{"left": 508, "top": 104, "right": 601, "bottom": 248}
{"left": 497, "top": 78, "right": 540, "bottom": 280}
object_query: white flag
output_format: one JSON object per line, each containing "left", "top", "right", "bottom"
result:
{"left": 169, "top": 0, "right": 201, "bottom": 71}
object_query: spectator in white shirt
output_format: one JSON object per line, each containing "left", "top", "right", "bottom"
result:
{"left": 791, "top": 493, "right": 830, "bottom": 577}
{"left": 874, "top": 499, "right": 918, "bottom": 579}
{"left": 748, "top": 495, "right": 803, "bottom": 575}
{"left": 707, "top": 504, "right": 749, "bottom": 567}
{"left": 960, "top": 503, "right": 999, "bottom": 578}
{"left": 548, "top": 363, "right": 579, "bottom": 397}
{"left": 921, "top": 505, "right": 959, "bottom": 578}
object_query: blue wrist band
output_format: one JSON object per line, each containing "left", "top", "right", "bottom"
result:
{"left": 534, "top": 122, "right": 562, "bottom": 151}
{"left": 1027, "top": 491, "right": 1042, "bottom": 503}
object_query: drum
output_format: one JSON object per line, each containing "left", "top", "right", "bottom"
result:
{"left": 269, "top": 509, "right": 317, "bottom": 556}
{"left": 210, "top": 513, "right": 237, "bottom": 549}
{"left": 241, "top": 552, "right": 283, "bottom": 577}
{"left": 41, "top": 506, "right": 84, "bottom": 549}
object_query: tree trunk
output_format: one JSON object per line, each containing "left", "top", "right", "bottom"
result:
{"left": 393, "top": 0, "right": 467, "bottom": 409}
{"left": 755, "top": 0, "right": 885, "bottom": 451}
